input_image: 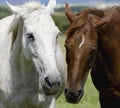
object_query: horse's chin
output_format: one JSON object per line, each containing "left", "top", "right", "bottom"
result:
{"left": 44, "top": 90, "right": 58, "bottom": 96}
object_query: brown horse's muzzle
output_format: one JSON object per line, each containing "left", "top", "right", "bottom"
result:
{"left": 64, "top": 88, "right": 84, "bottom": 103}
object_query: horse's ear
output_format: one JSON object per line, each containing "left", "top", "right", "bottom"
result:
{"left": 94, "top": 14, "right": 112, "bottom": 37}
{"left": 88, "top": 14, "right": 101, "bottom": 26}
{"left": 46, "top": 0, "right": 56, "bottom": 14}
{"left": 6, "top": 1, "right": 22, "bottom": 14}
{"left": 65, "top": 3, "right": 76, "bottom": 23}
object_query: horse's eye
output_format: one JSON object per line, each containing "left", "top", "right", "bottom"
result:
{"left": 26, "top": 33, "right": 35, "bottom": 41}
{"left": 64, "top": 45, "right": 69, "bottom": 52}
{"left": 89, "top": 48, "right": 97, "bottom": 56}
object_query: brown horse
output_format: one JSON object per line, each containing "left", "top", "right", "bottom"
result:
{"left": 64, "top": 3, "right": 120, "bottom": 108}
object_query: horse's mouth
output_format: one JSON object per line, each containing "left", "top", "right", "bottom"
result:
{"left": 65, "top": 89, "right": 84, "bottom": 104}
{"left": 42, "top": 84, "right": 59, "bottom": 95}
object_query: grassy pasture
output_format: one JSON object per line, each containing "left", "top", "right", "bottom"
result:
{"left": 0, "top": 6, "right": 100, "bottom": 108}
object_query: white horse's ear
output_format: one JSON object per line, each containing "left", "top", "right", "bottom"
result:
{"left": 6, "top": 1, "right": 22, "bottom": 14}
{"left": 46, "top": 0, "right": 56, "bottom": 14}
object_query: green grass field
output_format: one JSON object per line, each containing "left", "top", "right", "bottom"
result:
{"left": 57, "top": 36, "right": 100, "bottom": 108}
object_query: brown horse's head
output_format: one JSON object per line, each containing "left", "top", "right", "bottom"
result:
{"left": 64, "top": 3, "right": 104, "bottom": 103}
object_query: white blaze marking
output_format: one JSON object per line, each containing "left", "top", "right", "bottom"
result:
{"left": 79, "top": 36, "right": 85, "bottom": 48}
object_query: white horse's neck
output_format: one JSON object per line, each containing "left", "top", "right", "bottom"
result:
{"left": 0, "top": 16, "right": 14, "bottom": 95}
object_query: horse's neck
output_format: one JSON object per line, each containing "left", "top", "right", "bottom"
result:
{"left": 97, "top": 36, "right": 120, "bottom": 86}
{"left": 0, "top": 33, "right": 12, "bottom": 95}
{"left": 98, "top": 35, "right": 120, "bottom": 66}
{"left": 0, "top": 15, "right": 14, "bottom": 93}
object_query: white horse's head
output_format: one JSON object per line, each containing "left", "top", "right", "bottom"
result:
{"left": 7, "top": 0, "right": 62, "bottom": 95}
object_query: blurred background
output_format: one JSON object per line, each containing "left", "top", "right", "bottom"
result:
{"left": 0, "top": 0, "right": 120, "bottom": 108}
{"left": 0, "top": 0, "right": 120, "bottom": 31}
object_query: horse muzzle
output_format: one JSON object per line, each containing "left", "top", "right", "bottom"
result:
{"left": 41, "top": 75, "right": 61, "bottom": 95}
{"left": 64, "top": 88, "right": 84, "bottom": 103}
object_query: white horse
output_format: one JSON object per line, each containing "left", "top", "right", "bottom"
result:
{"left": 0, "top": 0, "right": 66, "bottom": 108}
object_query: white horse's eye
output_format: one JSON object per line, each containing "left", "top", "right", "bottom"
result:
{"left": 26, "top": 33, "right": 35, "bottom": 41}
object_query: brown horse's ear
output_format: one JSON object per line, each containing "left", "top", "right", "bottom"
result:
{"left": 88, "top": 14, "right": 101, "bottom": 26}
{"left": 65, "top": 3, "right": 76, "bottom": 23}
{"left": 95, "top": 14, "right": 112, "bottom": 36}
{"left": 95, "top": 14, "right": 112, "bottom": 29}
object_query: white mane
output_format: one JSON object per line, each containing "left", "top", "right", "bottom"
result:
{"left": 19, "top": 1, "right": 44, "bottom": 13}
{"left": 7, "top": 1, "right": 44, "bottom": 12}
{"left": 21, "top": 1, "right": 42, "bottom": 8}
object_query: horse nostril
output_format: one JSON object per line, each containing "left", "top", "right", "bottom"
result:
{"left": 43, "top": 76, "right": 61, "bottom": 95}
{"left": 45, "top": 77, "right": 52, "bottom": 87}
{"left": 78, "top": 90, "right": 82, "bottom": 96}
{"left": 65, "top": 88, "right": 81, "bottom": 97}
{"left": 65, "top": 88, "right": 77, "bottom": 97}
{"left": 77, "top": 89, "right": 84, "bottom": 98}
{"left": 65, "top": 88, "right": 68, "bottom": 94}
{"left": 44, "top": 76, "right": 61, "bottom": 88}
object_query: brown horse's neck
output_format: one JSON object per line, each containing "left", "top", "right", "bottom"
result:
{"left": 97, "top": 34, "right": 120, "bottom": 91}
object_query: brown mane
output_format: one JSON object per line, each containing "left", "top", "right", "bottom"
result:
{"left": 65, "top": 8, "right": 104, "bottom": 38}
{"left": 65, "top": 6, "right": 120, "bottom": 38}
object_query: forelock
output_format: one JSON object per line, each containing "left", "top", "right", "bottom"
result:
{"left": 20, "top": 1, "right": 44, "bottom": 13}
{"left": 65, "top": 8, "right": 104, "bottom": 38}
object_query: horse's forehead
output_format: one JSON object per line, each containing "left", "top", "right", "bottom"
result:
{"left": 24, "top": 10, "right": 52, "bottom": 24}
{"left": 24, "top": 12, "right": 57, "bottom": 33}
{"left": 23, "top": 11, "right": 59, "bottom": 35}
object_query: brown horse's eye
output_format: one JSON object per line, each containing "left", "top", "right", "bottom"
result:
{"left": 89, "top": 49, "right": 96, "bottom": 56}
{"left": 64, "top": 45, "right": 70, "bottom": 64}
{"left": 64, "top": 45, "right": 69, "bottom": 52}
